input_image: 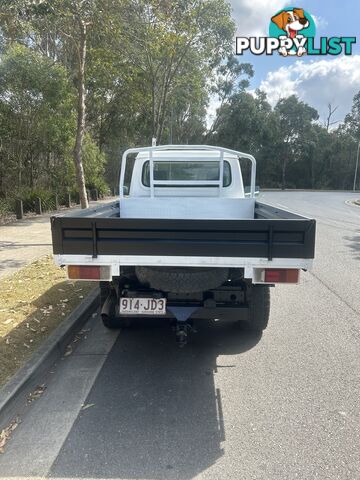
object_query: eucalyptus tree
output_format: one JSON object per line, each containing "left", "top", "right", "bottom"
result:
{"left": 117, "top": 0, "right": 235, "bottom": 143}
{"left": 274, "top": 95, "right": 319, "bottom": 189}
{"left": 0, "top": 0, "right": 106, "bottom": 207}
{"left": 0, "top": 44, "right": 75, "bottom": 195}
{"left": 0, "top": 0, "right": 238, "bottom": 196}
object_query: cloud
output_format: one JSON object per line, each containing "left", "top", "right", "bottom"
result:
{"left": 229, "top": 2, "right": 329, "bottom": 37}
{"left": 207, "top": 95, "right": 221, "bottom": 128}
{"left": 312, "top": 15, "right": 328, "bottom": 31}
{"left": 259, "top": 56, "right": 360, "bottom": 123}
{"left": 229, "top": 0, "right": 291, "bottom": 37}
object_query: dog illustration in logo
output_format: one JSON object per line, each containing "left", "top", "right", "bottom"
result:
{"left": 271, "top": 8, "right": 309, "bottom": 56}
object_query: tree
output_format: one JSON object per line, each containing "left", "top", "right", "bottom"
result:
{"left": 274, "top": 95, "right": 319, "bottom": 189}
{"left": 206, "top": 56, "right": 254, "bottom": 139}
{"left": 343, "top": 91, "right": 360, "bottom": 139}
{"left": 44, "top": 0, "right": 99, "bottom": 208}
{"left": 0, "top": 44, "right": 75, "bottom": 195}
{"left": 64, "top": 1, "right": 91, "bottom": 208}
{"left": 160, "top": 49, "right": 208, "bottom": 144}
{"left": 208, "top": 89, "right": 277, "bottom": 185}
{"left": 341, "top": 91, "right": 360, "bottom": 189}
{"left": 3, "top": 1, "right": 359, "bottom": 197}
{"left": 0, "top": 0, "right": 105, "bottom": 208}
{"left": 324, "top": 103, "right": 339, "bottom": 132}
{"left": 119, "top": 0, "right": 235, "bottom": 143}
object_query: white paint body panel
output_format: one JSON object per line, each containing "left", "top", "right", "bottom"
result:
{"left": 120, "top": 197, "right": 256, "bottom": 220}
{"left": 54, "top": 254, "right": 313, "bottom": 283}
{"left": 120, "top": 147, "right": 257, "bottom": 220}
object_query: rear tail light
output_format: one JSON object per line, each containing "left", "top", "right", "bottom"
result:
{"left": 67, "top": 265, "right": 111, "bottom": 281}
{"left": 264, "top": 269, "right": 299, "bottom": 284}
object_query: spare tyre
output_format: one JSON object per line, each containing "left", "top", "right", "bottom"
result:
{"left": 135, "top": 266, "right": 229, "bottom": 293}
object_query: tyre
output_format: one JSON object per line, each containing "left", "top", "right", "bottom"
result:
{"left": 248, "top": 285, "right": 270, "bottom": 332}
{"left": 135, "top": 266, "right": 229, "bottom": 293}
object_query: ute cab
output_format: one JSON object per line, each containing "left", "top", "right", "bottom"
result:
{"left": 120, "top": 147, "right": 256, "bottom": 220}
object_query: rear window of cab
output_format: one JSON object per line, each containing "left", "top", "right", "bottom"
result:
{"left": 142, "top": 160, "right": 232, "bottom": 187}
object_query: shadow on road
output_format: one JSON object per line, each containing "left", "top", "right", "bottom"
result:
{"left": 0, "top": 258, "right": 25, "bottom": 273}
{"left": 0, "top": 241, "right": 52, "bottom": 251}
{"left": 50, "top": 319, "right": 261, "bottom": 480}
{"left": 344, "top": 232, "right": 360, "bottom": 260}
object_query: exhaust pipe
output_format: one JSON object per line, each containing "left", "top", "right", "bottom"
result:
{"left": 101, "top": 293, "right": 116, "bottom": 321}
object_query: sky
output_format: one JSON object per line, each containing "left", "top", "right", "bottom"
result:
{"left": 218, "top": 0, "right": 360, "bottom": 126}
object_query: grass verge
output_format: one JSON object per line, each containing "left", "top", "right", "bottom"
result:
{"left": 0, "top": 256, "right": 94, "bottom": 387}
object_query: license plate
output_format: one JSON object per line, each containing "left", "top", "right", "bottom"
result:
{"left": 119, "top": 297, "right": 167, "bottom": 315}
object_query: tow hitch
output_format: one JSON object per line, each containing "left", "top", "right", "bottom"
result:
{"left": 167, "top": 306, "right": 199, "bottom": 348}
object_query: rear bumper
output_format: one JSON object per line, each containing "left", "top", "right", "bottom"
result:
{"left": 54, "top": 254, "right": 313, "bottom": 283}
{"left": 116, "top": 306, "right": 250, "bottom": 322}
{"left": 176, "top": 306, "right": 249, "bottom": 322}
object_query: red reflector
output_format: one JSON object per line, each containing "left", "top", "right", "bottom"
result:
{"left": 68, "top": 265, "right": 101, "bottom": 280}
{"left": 264, "top": 269, "right": 299, "bottom": 284}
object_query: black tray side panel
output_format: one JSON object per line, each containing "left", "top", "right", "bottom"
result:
{"left": 51, "top": 214, "right": 316, "bottom": 260}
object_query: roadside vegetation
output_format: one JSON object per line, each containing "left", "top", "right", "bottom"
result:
{"left": 0, "top": 256, "right": 94, "bottom": 386}
{"left": 0, "top": 0, "right": 359, "bottom": 215}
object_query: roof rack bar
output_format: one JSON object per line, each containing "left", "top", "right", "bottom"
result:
{"left": 149, "top": 149, "right": 154, "bottom": 198}
{"left": 219, "top": 150, "right": 224, "bottom": 194}
{"left": 152, "top": 180, "right": 221, "bottom": 186}
{"left": 119, "top": 145, "right": 257, "bottom": 199}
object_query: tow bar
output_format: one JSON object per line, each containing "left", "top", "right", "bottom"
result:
{"left": 167, "top": 306, "right": 199, "bottom": 347}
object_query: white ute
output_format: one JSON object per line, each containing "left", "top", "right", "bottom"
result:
{"left": 51, "top": 145, "right": 316, "bottom": 346}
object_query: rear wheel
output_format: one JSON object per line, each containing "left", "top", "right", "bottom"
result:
{"left": 248, "top": 285, "right": 270, "bottom": 332}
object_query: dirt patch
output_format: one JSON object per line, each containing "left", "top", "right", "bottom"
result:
{"left": 0, "top": 256, "right": 94, "bottom": 386}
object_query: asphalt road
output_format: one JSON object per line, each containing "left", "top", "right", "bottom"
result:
{"left": 1, "top": 192, "right": 359, "bottom": 480}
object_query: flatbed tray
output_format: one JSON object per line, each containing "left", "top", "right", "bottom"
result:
{"left": 51, "top": 201, "right": 316, "bottom": 260}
